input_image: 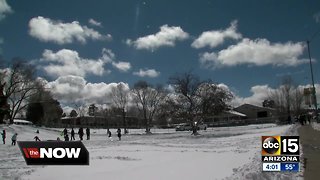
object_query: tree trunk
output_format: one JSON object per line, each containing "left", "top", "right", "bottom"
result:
{"left": 145, "top": 117, "right": 150, "bottom": 134}
{"left": 0, "top": 96, "right": 9, "bottom": 124}
{"left": 145, "top": 119, "right": 150, "bottom": 134}
{"left": 9, "top": 115, "right": 14, "bottom": 124}
{"left": 143, "top": 108, "right": 150, "bottom": 134}
{"left": 0, "top": 113, "right": 4, "bottom": 124}
{"left": 122, "top": 109, "right": 127, "bottom": 134}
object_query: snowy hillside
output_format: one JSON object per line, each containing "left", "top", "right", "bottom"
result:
{"left": 0, "top": 124, "right": 302, "bottom": 180}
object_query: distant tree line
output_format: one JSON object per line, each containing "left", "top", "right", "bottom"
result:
{"left": 0, "top": 61, "right": 233, "bottom": 134}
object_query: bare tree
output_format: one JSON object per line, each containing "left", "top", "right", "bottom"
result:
{"left": 0, "top": 60, "right": 40, "bottom": 124}
{"left": 110, "top": 83, "right": 130, "bottom": 133}
{"left": 102, "top": 107, "right": 110, "bottom": 129}
{"left": 268, "top": 76, "right": 304, "bottom": 122}
{"left": 73, "top": 102, "right": 87, "bottom": 117}
{"left": 168, "top": 72, "right": 202, "bottom": 124}
{"left": 131, "top": 81, "right": 166, "bottom": 134}
{"left": 197, "top": 82, "right": 233, "bottom": 118}
{"left": 281, "top": 76, "right": 294, "bottom": 115}
{"left": 168, "top": 72, "right": 233, "bottom": 135}
{"left": 292, "top": 88, "right": 304, "bottom": 116}
{"left": 0, "top": 80, "right": 10, "bottom": 124}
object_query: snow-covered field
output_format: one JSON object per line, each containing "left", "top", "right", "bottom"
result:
{"left": 0, "top": 124, "right": 302, "bottom": 180}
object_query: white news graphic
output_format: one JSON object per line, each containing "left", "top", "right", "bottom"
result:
{"left": 262, "top": 163, "right": 281, "bottom": 172}
{"left": 261, "top": 136, "right": 300, "bottom": 172}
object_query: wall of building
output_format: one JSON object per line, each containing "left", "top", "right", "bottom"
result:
{"left": 235, "top": 104, "right": 275, "bottom": 119}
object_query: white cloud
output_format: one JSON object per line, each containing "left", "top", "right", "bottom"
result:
{"left": 217, "top": 83, "right": 231, "bottom": 92}
{"left": 101, "top": 48, "right": 115, "bottom": 63}
{"left": 46, "top": 75, "right": 130, "bottom": 105}
{"left": 47, "top": 75, "right": 86, "bottom": 102}
{"left": 101, "top": 48, "right": 131, "bottom": 72}
{"left": 192, "top": 20, "right": 242, "bottom": 49}
{"left": 40, "top": 48, "right": 131, "bottom": 77}
{"left": 62, "top": 106, "right": 74, "bottom": 115}
{"left": 133, "top": 68, "right": 160, "bottom": 78}
{"left": 88, "top": 18, "right": 102, "bottom": 27}
{"left": 231, "top": 84, "right": 320, "bottom": 108}
{"left": 112, "top": 61, "right": 131, "bottom": 72}
{"left": 200, "top": 38, "right": 306, "bottom": 68}
{"left": 29, "top": 16, "right": 111, "bottom": 44}
{"left": 41, "top": 49, "right": 110, "bottom": 78}
{"left": 232, "top": 85, "right": 275, "bottom": 107}
{"left": 127, "top": 24, "right": 189, "bottom": 51}
{"left": 0, "top": 0, "right": 12, "bottom": 20}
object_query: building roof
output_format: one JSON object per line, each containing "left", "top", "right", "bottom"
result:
{"left": 227, "top": 110, "right": 247, "bottom": 117}
{"left": 13, "top": 119, "right": 33, "bottom": 124}
{"left": 235, "top": 103, "right": 275, "bottom": 111}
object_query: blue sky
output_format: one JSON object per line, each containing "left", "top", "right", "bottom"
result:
{"left": 1, "top": 0, "right": 320, "bottom": 107}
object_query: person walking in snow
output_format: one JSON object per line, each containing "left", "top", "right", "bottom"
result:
{"left": 71, "top": 128, "right": 75, "bottom": 141}
{"left": 64, "top": 134, "right": 69, "bottom": 141}
{"left": 1, "top": 130, "right": 6, "bottom": 144}
{"left": 298, "top": 115, "right": 304, "bottom": 125}
{"left": 78, "top": 128, "right": 84, "bottom": 140}
{"left": 63, "top": 128, "right": 68, "bottom": 136}
{"left": 11, "top": 133, "right": 18, "bottom": 146}
{"left": 106, "top": 129, "right": 113, "bottom": 141}
{"left": 34, "top": 136, "right": 41, "bottom": 141}
{"left": 86, "top": 127, "right": 90, "bottom": 140}
{"left": 62, "top": 128, "right": 68, "bottom": 141}
{"left": 107, "top": 129, "right": 111, "bottom": 138}
{"left": 117, "top": 128, "right": 121, "bottom": 141}
{"left": 307, "top": 114, "right": 311, "bottom": 124}
{"left": 287, "top": 115, "right": 292, "bottom": 124}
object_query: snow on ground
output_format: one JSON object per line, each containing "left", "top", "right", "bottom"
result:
{"left": 311, "top": 121, "right": 320, "bottom": 131}
{"left": 225, "top": 123, "right": 303, "bottom": 180}
{"left": 0, "top": 124, "right": 300, "bottom": 180}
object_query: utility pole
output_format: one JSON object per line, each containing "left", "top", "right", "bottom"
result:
{"left": 306, "top": 40, "right": 318, "bottom": 121}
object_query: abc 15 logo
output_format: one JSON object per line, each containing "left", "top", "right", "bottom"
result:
{"left": 261, "top": 136, "right": 299, "bottom": 156}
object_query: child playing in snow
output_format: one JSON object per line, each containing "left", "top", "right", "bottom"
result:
{"left": 117, "top": 128, "right": 121, "bottom": 141}
{"left": 107, "top": 129, "right": 111, "bottom": 138}
{"left": 11, "top": 133, "right": 18, "bottom": 146}
{"left": 64, "top": 134, "right": 70, "bottom": 141}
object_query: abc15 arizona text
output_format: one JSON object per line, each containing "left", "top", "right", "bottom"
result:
{"left": 261, "top": 136, "right": 299, "bottom": 162}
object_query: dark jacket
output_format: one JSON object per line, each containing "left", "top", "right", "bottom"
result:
{"left": 71, "top": 129, "right": 75, "bottom": 136}
{"left": 78, "top": 128, "right": 84, "bottom": 135}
